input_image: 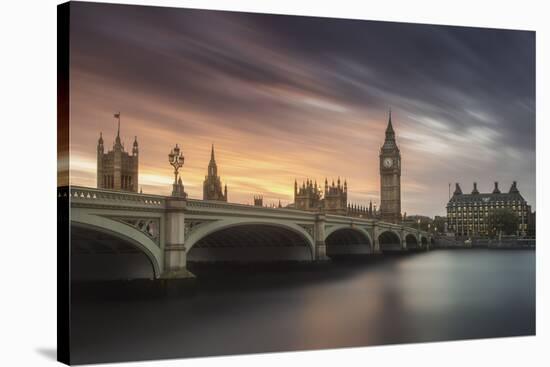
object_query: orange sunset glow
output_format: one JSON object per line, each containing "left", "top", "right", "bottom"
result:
{"left": 67, "top": 3, "right": 535, "bottom": 217}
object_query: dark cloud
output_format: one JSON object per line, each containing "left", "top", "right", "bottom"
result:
{"left": 69, "top": 2, "right": 535, "bottom": 215}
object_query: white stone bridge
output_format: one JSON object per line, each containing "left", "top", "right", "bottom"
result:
{"left": 65, "top": 186, "right": 433, "bottom": 279}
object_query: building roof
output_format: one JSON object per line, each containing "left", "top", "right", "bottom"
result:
{"left": 448, "top": 191, "right": 526, "bottom": 205}
{"left": 448, "top": 181, "right": 527, "bottom": 206}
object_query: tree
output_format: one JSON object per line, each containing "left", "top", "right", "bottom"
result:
{"left": 487, "top": 208, "right": 519, "bottom": 237}
{"left": 433, "top": 216, "right": 446, "bottom": 234}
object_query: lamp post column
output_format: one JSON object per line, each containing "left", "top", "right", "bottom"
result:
{"left": 163, "top": 144, "right": 192, "bottom": 278}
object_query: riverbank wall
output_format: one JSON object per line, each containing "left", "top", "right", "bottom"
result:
{"left": 434, "top": 236, "right": 535, "bottom": 249}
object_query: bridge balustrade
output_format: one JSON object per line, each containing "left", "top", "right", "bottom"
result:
{"left": 66, "top": 186, "right": 432, "bottom": 279}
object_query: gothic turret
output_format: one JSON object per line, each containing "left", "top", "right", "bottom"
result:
{"left": 97, "top": 132, "right": 104, "bottom": 153}
{"left": 369, "top": 200, "right": 373, "bottom": 216}
{"left": 97, "top": 132, "right": 104, "bottom": 189}
{"left": 323, "top": 177, "right": 347, "bottom": 215}
{"left": 96, "top": 113, "right": 139, "bottom": 192}
{"left": 203, "top": 144, "right": 227, "bottom": 201}
{"left": 208, "top": 144, "right": 217, "bottom": 177}
{"left": 293, "top": 177, "right": 347, "bottom": 215}
{"left": 114, "top": 112, "right": 122, "bottom": 149}
{"left": 132, "top": 136, "right": 139, "bottom": 156}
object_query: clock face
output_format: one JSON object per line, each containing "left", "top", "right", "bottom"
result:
{"left": 383, "top": 157, "right": 393, "bottom": 168}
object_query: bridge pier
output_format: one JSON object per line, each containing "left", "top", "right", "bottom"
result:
{"left": 314, "top": 214, "right": 329, "bottom": 261}
{"left": 372, "top": 223, "right": 381, "bottom": 254}
{"left": 162, "top": 197, "right": 194, "bottom": 278}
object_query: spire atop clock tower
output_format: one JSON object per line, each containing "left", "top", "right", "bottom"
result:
{"left": 386, "top": 108, "right": 394, "bottom": 135}
{"left": 382, "top": 109, "right": 399, "bottom": 151}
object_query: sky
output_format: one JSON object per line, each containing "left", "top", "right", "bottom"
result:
{"left": 68, "top": 2, "right": 536, "bottom": 217}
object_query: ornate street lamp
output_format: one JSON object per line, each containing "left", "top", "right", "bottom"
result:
{"left": 168, "top": 144, "right": 185, "bottom": 197}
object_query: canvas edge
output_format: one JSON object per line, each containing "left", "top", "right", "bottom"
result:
{"left": 57, "top": 1, "right": 71, "bottom": 365}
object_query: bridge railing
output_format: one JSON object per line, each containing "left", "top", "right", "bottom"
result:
{"left": 325, "top": 214, "right": 376, "bottom": 225}
{"left": 68, "top": 186, "right": 166, "bottom": 209}
{"left": 66, "top": 187, "right": 433, "bottom": 238}
{"left": 186, "top": 199, "right": 318, "bottom": 219}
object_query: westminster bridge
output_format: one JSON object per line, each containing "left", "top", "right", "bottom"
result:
{"left": 63, "top": 186, "right": 433, "bottom": 279}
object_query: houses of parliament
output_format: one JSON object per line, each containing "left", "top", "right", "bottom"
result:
{"left": 292, "top": 110, "right": 402, "bottom": 222}
{"left": 96, "top": 110, "right": 403, "bottom": 223}
{"left": 96, "top": 114, "right": 229, "bottom": 201}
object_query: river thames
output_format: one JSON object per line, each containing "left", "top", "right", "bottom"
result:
{"left": 71, "top": 249, "right": 535, "bottom": 364}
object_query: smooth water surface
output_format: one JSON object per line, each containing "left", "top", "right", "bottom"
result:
{"left": 71, "top": 249, "right": 535, "bottom": 364}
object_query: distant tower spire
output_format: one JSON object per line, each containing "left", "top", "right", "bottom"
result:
{"left": 385, "top": 108, "right": 395, "bottom": 138}
{"left": 208, "top": 144, "right": 217, "bottom": 177}
{"left": 132, "top": 135, "right": 138, "bottom": 156}
{"left": 97, "top": 132, "right": 104, "bottom": 153}
{"left": 203, "top": 143, "right": 227, "bottom": 202}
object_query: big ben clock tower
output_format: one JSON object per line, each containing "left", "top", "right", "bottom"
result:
{"left": 379, "top": 109, "right": 401, "bottom": 223}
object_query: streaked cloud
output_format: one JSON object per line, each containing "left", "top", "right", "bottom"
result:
{"left": 68, "top": 2, "right": 535, "bottom": 216}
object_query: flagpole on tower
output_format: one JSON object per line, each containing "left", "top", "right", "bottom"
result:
{"left": 114, "top": 112, "right": 121, "bottom": 137}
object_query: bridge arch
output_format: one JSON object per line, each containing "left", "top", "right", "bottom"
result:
{"left": 71, "top": 219, "right": 162, "bottom": 279}
{"left": 325, "top": 226, "right": 372, "bottom": 257}
{"left": 405, "top": 233, "right": 419, "bottom": 249}
{"left": 378, "top": 230, "right": 402, "bottom": 252}
{"left": 186, "top": 220, "right": 315, "bottom": 262}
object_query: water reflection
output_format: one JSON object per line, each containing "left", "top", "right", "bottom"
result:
{"left": 71, "top": 250, "right": 535, "bottom": 364}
